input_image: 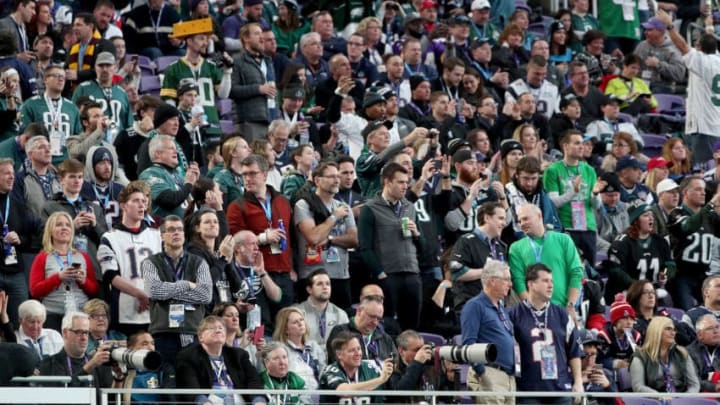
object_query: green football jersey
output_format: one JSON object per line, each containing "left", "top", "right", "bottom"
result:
{"left": 71, "top": 80, "right": 134, "bottom": 132}
{"left": 161, "top": 57, "right": 223, "bottom": 134}
{"left": 20, "top": 94, "right": 81, "bottom": 165}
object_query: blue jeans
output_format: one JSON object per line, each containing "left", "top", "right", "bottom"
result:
{"left": 0, "top": 271, "right": 28, "bottom": 326}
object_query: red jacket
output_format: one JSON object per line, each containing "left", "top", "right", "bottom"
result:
{"left": 227, "top": 187, "right": 293, "bottom": 273}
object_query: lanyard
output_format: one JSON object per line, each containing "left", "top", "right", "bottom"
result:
{"left": 527, "top": 236, "right": 544, "bottom": 263}
{"left": 66, "top": 354, "right": 88, "bottom": 376}
{"left": 404, "top": 63, "right": 420, "bottom": 77}
{"left": 92, "top": 183, "right": 111, "bottom": 209}
{"left": 496, "top": 302, "right": 512, "bottom": 334}
{"left": 0, "top": 194, "right": 9, "bottom": 226}
{"left": 259, "top": 192, "right": 272, "bottom": 226}
{"left": 164, "top": 253, "right": 185, "bottom": 281}
{"left": 661, "top": 356, "right": 675, "bottom": 393}
{"left": 704, "top": 347, "right": 717, "bottom": 372}
{"left": 210, "top": 356, "right": 232, "bottom": 387}
{"left": 232, "top": 260, "right": 255, "bottom": 298}
{"left": 44, "top": 94, "right": 62, "bottom": 129}
{"left": 524, "top": 300, "right": 550, "bottom": 338}
{"left": 149, "top": 4, "right": 165, "bottom": 44}
{"left": 407, "top": 101, "right": 428, "bottom": 117}
{"left": 319, "top": 310, "right": 327, "bottom": 338}
{"left": 439, "top": 79, "right": 459, "bottom": 100}
{"left": 621, "top": 77, "right": 635, "bottom": 94}
{"left": 605, "top": 118, "right": 619, "bottom": 133}
{"left": 53, "top": 251, "right": 73, "bottom": 269}
{"left": 11, "top": 16, "right": 27, "bottom": 52}
{"left": 338, "top": 190, "right": 353, "bottom": 208}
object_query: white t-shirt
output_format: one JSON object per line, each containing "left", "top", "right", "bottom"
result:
{"left": 683, "top": 49, "right": 720, "bottom": 136}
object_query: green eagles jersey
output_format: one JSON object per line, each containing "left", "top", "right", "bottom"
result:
{"left": 319, "top": 361, "right": 381, "bottom": 404}
{"left": 71, "top": 81, "right": 134, "bottom": 132}
{"left": 597, "top": 0, "right": 640, "bottom": 40}
{"left": 20, "top": 95, "right": 81, "bottom": 165}
{"left": 139, "top": 163, "right": 188, "bottom": 218}
{"left": 160, "top": 57, "right": 223, "bottom": 134}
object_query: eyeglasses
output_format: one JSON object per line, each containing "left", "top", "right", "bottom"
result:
{"left": 162, "top": 226, "right": 184, "bottom": 234}
{"left": 47, "top": 73, "right": 66, "bottom": 79}
{"left": 68, "top": 329, "right": 90, "bottom": 336}
{"left": 240, "top": 170, "right": 263, "bottom": 178}
{"left": 89, "top": 313, "right": 108, "bottom": 320}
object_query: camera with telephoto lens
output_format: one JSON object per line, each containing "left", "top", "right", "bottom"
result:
{"left": 426, "top": 343, "right": 497, "bottom": 365}
{"left": 104, "top": 344, "right": 162, "bottom": 372}
{"left": 208, "top": 52, "right": 233, "bottom": 69}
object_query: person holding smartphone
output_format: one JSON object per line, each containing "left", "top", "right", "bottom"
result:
{"left": 579, "top": 330, "right": 618, "bottom": 402}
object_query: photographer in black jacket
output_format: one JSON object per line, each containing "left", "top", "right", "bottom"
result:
{"left": 387, "top": 329, "right": 441, "bottom": 403}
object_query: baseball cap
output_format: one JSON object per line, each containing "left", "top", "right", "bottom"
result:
{"left": 628, "top": 203, "right": 653, "bottom": 224}
{"left": 95, "top": 51, "right": 115, "bottom": 66}
{"left": 420, "top": 0, "right": 438, "bottom": 10}
{"left": 404, "top": 12, "right": 423, "bottom": 26}
{"left": 559, "top": 94, "right": 579, "bottom": 110}
{"left": 452, "top": 149, "right": 475, "bottom": 165}
{"left": 449, "top": 14, "right": 472, "bottom": 25}
{"left": 361, "top": 120, "right": 393, "bottom": 140}
{"left": 177, "top": 80, "right": 199, "bottom": 97}
{"left": 656, "top": 178, "right": 679, "bottom": 195}
{"left": 601, "top": 94, "right": 620, "bottom": 106}
{"left": 284, "top": 85, "right": 305, "bottom": 100}
{"left": 362, "top": 92, "right": 386, "bottom": 110}
{"left": 616, "top": 156, "right": 643, "bottom": 172}
{"left": 598, "top": 172, "right": 621, "bottom": 193}
{"left": 641, "top": 17, "right": 667, "bottom": 32}
{"left": 646, "top": 156, "right": 673, "bottom": 171}
{"left": 471, "top": 0, "right": 491, "bottom": 10}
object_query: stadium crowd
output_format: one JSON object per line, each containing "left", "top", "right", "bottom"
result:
{"left": 0, "top": 0, "right": 719, "bottom": 403}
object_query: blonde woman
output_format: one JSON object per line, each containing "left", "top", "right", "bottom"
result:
{"left": 29, "top": 211, "right": 99, "bottom": 331}
{"left": 629, "top": 316, "right": 699, "bottom": 394}
{"left": 273, "top": 307, "right": 326, "bottom": 390}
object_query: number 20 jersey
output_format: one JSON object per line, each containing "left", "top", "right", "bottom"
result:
{"left": 97, "top": 224, "right": 162, "bottom": 324}
{"left": 668, "top": 205, "right": 719, "bottom": 276}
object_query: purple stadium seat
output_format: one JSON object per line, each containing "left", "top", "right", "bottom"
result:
{"left": 623, "top": 398, "right": 662, "bottom": 405}
{"left": 139, "top": 76, "right": 161, "bottom": 95}
{"left": 617, "top": 112, "right": 634, "bottom": 123}
{"left": 670, "top": 399, "right": 720, "bottom": 405}
{"left": 155, "top": 55, "right": 180, "bottom": 74}
{"left": 219, "top": 120, "right": 235, "bottom": 134}
{"left": 616, "top": 366, "right": 632, "bottom": 391}
{"left": 216, "top": 98, "right": 234, "bottom": 120}
{"left": 654, "top": 93, "right": 686, "bottom": 115}
{"left": 418, "top": 332, "right": 445, "bottom": 347}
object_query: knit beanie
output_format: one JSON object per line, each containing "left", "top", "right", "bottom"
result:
{"left": 153, "top": 103, "right": 180, "bottom": 129}
{"left": 610, "top": 293, "right": 636, "bottom": 325}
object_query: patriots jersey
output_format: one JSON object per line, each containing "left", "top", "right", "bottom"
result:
{"left": 97, "top": 225, "right": 161, "bottom": 324}
{"left": 509, "top": 302, "right": 583, "bottom": 392}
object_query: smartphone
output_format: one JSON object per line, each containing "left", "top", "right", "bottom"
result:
{"left": 131, "top": 56, "right": 138, "bottom": 64}
{"left": 72, "top": 263, "right": 82, "bottom": 269}
{"left": 252, "top": 324, "right": 265, "bottom": 345}
{"left": 433, "top": 159, "right": 442, "bottom": 170}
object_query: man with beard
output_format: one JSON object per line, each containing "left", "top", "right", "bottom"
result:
{"left": 398, "top": 75, "right": 432, "bottom": 124}
{"left": 504, "top": 156, "right": 562, "bottom": 243}
{"left": 431, "top": 57, "right": 465, "bottom": 102}
{"left": 377, "top": 54, "right": 409, "bottom": 105}
{"left": 295, "top": 269, "right": 350, "bottom": 346}
{"left": 66, "top": 101, "right": 125, "bottom": 176}
{"left": 231, "top": 23, "right": 276, "bottom": 141}
{"left": 97, "top": 181, "right": 162, "bottom": 335}
{"left": 92, "top": 0, "right": 122, "bottom": 39}
{"left": 161, "top": 27, "right": 232, "bottom": 142}
{"left": 451, "top": 201, "right": 508, "bottom": 315}
{"left": 83, "top": 146, "right": 124, "bottom": 230}
{"left": 505, "top": 55, "right": 560, "bottom": 120}
{"left": 444, "top": 149, "right": 506, "bottom": 246}
{"left": 222, "top": 0, "right": 269, "bottom": 54}
{"left": 293, "top": 161, "right": 358, "bottom": 309}
{"left": 72, "top": 52, "right": 133, "bottom": 134}
{"left": 65, "top": 13, "right": 115, "bottom": 92}
{"left": 401, "top": 38, "right": 438, "bottom": 81}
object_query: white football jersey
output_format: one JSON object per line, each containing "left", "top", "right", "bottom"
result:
{"left": 684, "top": 49, "right": 720, "bottom": 136}
{"left": 505, "top": 79, "right": 560, "bottom": 120}
{"left": 97, "top": 227, "right": 162, "bottom": 324}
